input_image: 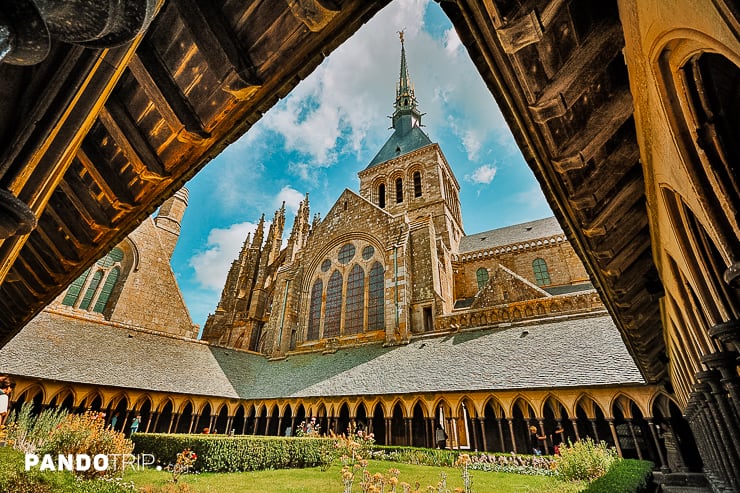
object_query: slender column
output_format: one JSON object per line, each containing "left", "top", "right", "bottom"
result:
{"left": 507, "top": 419, "right": 517, "bottom": 454}
{"left": 123, "top": 410, "right": 132, "bottom": 432}
{"left": 701, "top": 352, "right": 740, "bottom": 431}
{"left": 226, "top": 416, "right": 233, "bottom": 434}
{"left": 496, "top": 418, "right": 505, "bottom": 452}
{"left": 252, "top": 416, "right": 259, "bottom": 435}
{"left": 646, "top": 418, "right": 666, "bottom": 469}
{"left": 589, "top": 419, "right": 600, "bottom": 442}
{"left": 607, "top": 419, "right": 622, "bottom": 457}
{"left": 698, "top": 370, "right": 740, "bottom": 461}
{"left": 169, "top": 413, "right": 180, "bottom": 433}
{"left": 209, "top": 415, "right": 216, "bottom": 431}
{"left": 276, "top": 416, "right": 284, "bottom": 436}
{"left": 626, "top": 420, "right": 642, "bottom": 460}
{"left": 367, "top": 417, "right": 374, "bottom": 436}
{"left": 385, "top": 418, "right": 392, "bottom": 445}
{"left": 447, "top": 418, "right": 456, "bottom": 449}
{"left": 478, "top": 418, "right": 488, "bottom": 452}
{"left": 537, "top": 419, "right": 548, "bottom": 455}
{"left": 152, "top": 411, "right": 162, "bottom": 433}
{"left": 291, "top": 416, "right": 297, "bottom": 435}
{"left": 554, "top": 420, "right": 565, "bottom": 446}
{"left": 570, "top": 418, "right": 580, "bottom": 441}
{"left": 693, "top": 388, "right": 733, "bottom": 489}
{"left": 145, "top": 412, "right": 158, "bottom": 433}
{"left": 424, "top": 418, "right": 431, "bottom": 448}
{"left": 264, "top": 416, "right": 272, "bottom": 436}
{"left": 188, "top": 414, "right": 198, "bottom": 434}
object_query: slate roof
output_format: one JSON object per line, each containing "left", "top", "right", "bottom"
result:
{"left": 459, "top": 217, "right": 564, "bottom": 253}
{"left": 2, "top": 310, "right": 643, "bottom": 400}
{"left": 366, "top": 125, "right": 433, "bottom": 169}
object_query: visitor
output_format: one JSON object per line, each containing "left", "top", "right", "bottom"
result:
{"left": 435, "top": 423, "right": 448, "bottom": 449}
{"left": 130, "top": 415, "right": 141, "bottom": 434}
{"left": 0, "top": 376, "right": 15, "bottom": 426}
{"left": 285, "top": 425, "right": 292, "bottom": 437}
{"left": 110, "top": 412, "right": 120, "bottom": 430}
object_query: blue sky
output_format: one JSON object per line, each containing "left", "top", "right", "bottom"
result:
{"left": 170, "top": 0, "right": 554, "bottom": 331}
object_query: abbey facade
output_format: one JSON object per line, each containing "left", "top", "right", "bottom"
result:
{"left": 201, "top": 39, "right": 595, "bottom": 360}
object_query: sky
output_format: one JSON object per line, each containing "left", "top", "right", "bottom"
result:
{"left": 170, "top": 0, "right": 554, "bottom": 332}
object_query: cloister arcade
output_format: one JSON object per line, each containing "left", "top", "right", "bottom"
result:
{"left": 8, "top": 378, "right": 696, "bottom": 472}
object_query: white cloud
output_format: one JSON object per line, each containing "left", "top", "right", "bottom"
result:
{"left": 443, "top": 27, "right": 462, "bottom": 54}
{"left": 189, "top": 222, "right": 261, "bottom": 291}
{"left": 275, "top": 186, "right": 305, "bottom": 213}
{"left": 466, "top": 164, "right": 498, "bottom": 185}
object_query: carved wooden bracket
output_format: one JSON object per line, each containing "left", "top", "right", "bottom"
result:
{"left": 288, "top": 0, "right": 340, "bottom": 32}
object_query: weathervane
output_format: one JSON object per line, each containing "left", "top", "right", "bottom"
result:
{"left": 398, "top": 29, "right": 404, "bottom": 43}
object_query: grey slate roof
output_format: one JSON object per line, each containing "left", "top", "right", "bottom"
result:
{"left": 1, "top": 310, "right": 643, "bottom": 400}
{"left": 459, "top": 217, "right": 564, "bottom": 253}
{"left": 366, "top": 125, "right": 433, "bottom": 168}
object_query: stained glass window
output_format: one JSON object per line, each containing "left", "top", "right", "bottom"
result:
{"left": 93, "top": 267, "right": 120, "bottom": 313}
{"left": 307, "top": 279, "right": 323, "bottom": 340}
{"left": 344, "top": 265, "right": 365, "bottom": 335}
{"left": 61, "top": 247, "right": 125, "bottom": 312}
{"left": 321, "top": 259, "right": 331, "bottom": 272}
{"left": 476, "top": 268, "right": 489, "bottom": 290}
{"left": 78, "top": 270, "right": 103, "bottom": 311}
{"left": 533, "top": 258, "right": 551, "bottom": 286}
{"left": 324, "top": 271, "right": 343, "bottom": 337}
{"left": 62, "top": 267, "right": 90, "bottom": 307}
{"left": 368, "top": 262, "right": 384, "bottom": 331}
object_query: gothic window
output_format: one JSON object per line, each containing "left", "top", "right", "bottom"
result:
{"left": 476, "top": 267, "right": 489, "bottom": 290}
{"left": 62, "top": 267, "right": 90, "bottom": 306}
{"left": 338, "top": 243, "right": 356, "bottom": 264}
{"left": 368, "top": 262, "right": 385, "bottom": 331}
{"left": 395, "top": 177, "right": 403, "bottom": 203}
{"left": 61, "top": 247, "right": 125, "bottom": 313}
{"left": 324, "top": 270, "right": 343, "bottom": 338}
{"left": 344, "top": 265, "right": 365, "bottom": 335}
{"left": 307, "top": 279, "right": 323, "bottom": 341}
{"left": 532, "top": 258, "right": 551, "bottom": 286}
{"left": 93, "top": 267, "right": 119, "bottom": 313}
{"left": 78, "top": 270, "right": 103, "bottom": 311}
{"left": 321, "top": 259, "right": 331, "bottom": 272}
{"left": 378, "top": 184, "right": 386, "bottom": 209}
{"left": 413, "top": 171, "right": 422, "bottom": 197}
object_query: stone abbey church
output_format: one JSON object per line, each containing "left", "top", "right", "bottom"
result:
{"left": 2, "top": 39, "right": 691, "bottom": 472}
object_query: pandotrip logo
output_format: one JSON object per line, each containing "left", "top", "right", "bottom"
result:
{"left": 25, "top": 453, "right": 155, "bottom": 472}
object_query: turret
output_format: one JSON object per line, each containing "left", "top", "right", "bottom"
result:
{"left": 154, "top": 187, "right": 188, "bottom": 258}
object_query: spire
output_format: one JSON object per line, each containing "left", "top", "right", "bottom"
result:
{"left": 252, "top": 214, "right": 265, "bottom": 248}
{"left": 392, "top": 30, "right": 422, "bottom": 131}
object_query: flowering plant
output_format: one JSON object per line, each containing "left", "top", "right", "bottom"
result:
{"left": 172, "top": 448, "right": 197, "bottom": 482}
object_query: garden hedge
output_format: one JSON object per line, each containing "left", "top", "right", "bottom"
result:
{"left": 583, "top": 459, "right": 655, "bottom": 493}
{"left": 131, "top": 434, "right": 337, "bottom": 473}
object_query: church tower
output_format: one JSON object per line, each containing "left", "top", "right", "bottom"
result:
{"left": 358, "top": 32, "right": 463, "bottom": 253}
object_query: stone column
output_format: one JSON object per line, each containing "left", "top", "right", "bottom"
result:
{"left": 570, "top": 418, "right": 580, "bottom": 441}
{"left": 496, "top": 418, "right": 505, "bottom": 452}
{"left": 537, "top": 419, "right": 549, "bottom": 455}
{"left": 555, "top": 420, "right": 565, "bottom": 446}
{"left": 702, "top": 351, "right": 740, "bottom": 424}
{"left": 385, "top": 418, "right": 392, "bottom": 445}
{"left": 252, "top": 416, "right": 259, "bottom": 435}
{"left": 626, "top": 420, "right": 642, "bottom": 460}
{"left": 264, "top": 416, "right": 272, "bottom": 436}
{"left": 478, "top": 418, "right": 488, "bottom": 452}
{"left": 145, "top": 412, "right": 158, "bottom": 433}
{"left": 646, "top": 418, "right": 666, "bottom": 469}
{"left": 277, "top": 416, "right": 284, "bottom": 436}
{"left": 607, "top": 419, "right": 622, "bottom": 457}
{"left": 507, "top": 419, "right": 517, "bottom": 454}
{"left": 169, "top": 413, "right": 180, "bottom": 434}
{"left": 404, "top": 418, "right": 411, "bottom": 446}
{"left": 692, "top": 386, "right": 733, "bottom": 489}
{"left": 225, "top": 416, "right": 234, "bottom": 434}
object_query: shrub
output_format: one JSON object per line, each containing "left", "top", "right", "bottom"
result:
{"left": 37, "top": 411, "right": 134, "bottom": 479}
{"left": 583, "top": 459, "right": 654, "bottom": 493}
{"left": 555, "top": 438, "right": 619, "bottom": 481}
{"left": 5, "top": 402, "right": 68, "bottom": 453}
{"left": 132, "top": 434, "right": 337, "bottom": 472}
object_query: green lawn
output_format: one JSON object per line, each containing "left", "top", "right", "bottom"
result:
{"left": 124, "top": 460, "right": 585, "bottom": 493}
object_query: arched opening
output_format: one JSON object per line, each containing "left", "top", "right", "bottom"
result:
{"left": 293, "top": 404, "right": 306, "bottom": 435}
{"left": 413, "top": 171, "right": 422, "bottom": 198}
{"left": 652, "top": 394, "right": 702, "bottom": 472}
{"left": 355, "top": 403, "right": 368, "bottom": 434}
{"left": 391, "top": 402, "right": 405, "bottom": 445}
{"left": 543, "top": 396, "right": 571, "bottom": 450}
{"left": 214, "top": 405, "right": 229, "bottom": 435}
{"left": 378, "top": 183, "right": 386, "bottom": 209}
{"left": 512, "top": 398, "right": 537, "bottom": 454}
{"left": 336, "top": 403, "right": 350, "bottom": 436}
{"left": 154, "top": 401, "right": 173, "bottom": 433}
{"left": 14, "top": 387, "right": 44, "bottom": 416}
{"left": 197, "top": 403, "right": 213, "bottom": 434}
{"left": 372, "top": 403, "right": 386, "bottom": 446}
{"left": 176, "top": 402, "right": 194, "bottom": 434}
{"left": 267, "top": 404, "right": 280, "bottom": 436}
{"left": 281, "top": 404, "right": 293, "bottom": 437}
{"left": 395, "top": 177, "right": 403, "bottom": 203}
{"left": 135, "top": 398, "right": 152, "bottom": 433}
{"left": 232, "top": 405, "right": 246, "bottom": 435}
{"left": 411, "top": 402, "right": 426, "bottom": 447}
{"left": 483, "top": 398, "right": 507, "bottom": 452}
{"left": 575, "top": 396, "right": 612, "bottom": 448}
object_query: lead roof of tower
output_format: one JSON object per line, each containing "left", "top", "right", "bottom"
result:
{"left": 366, "top": 32, "right": 432, "bottom": 169}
